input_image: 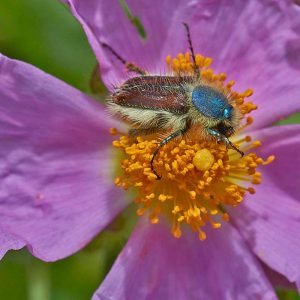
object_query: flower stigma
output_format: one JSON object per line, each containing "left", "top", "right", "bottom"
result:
{"left": 111, "top": 52, "right": 274, "bottom": 240}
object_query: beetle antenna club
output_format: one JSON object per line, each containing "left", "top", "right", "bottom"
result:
{"left": 101, "top": 42, "right": 146, "bottom": 75}
{"left": 182, "top": 22, "right": 200, "bottom": 78}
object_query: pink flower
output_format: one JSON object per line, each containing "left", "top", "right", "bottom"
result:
{"left": 1, "top": 0, "right": 300, "bottom": 299}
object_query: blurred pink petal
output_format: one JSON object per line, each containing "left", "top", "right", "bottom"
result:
{"left": 263, "top": 263, "right": 297, "bottom": 291}
{"left": 0, "top": 54, "right": 128, "bottom": 261}
{"left": 62, "top": 0, "right": 300, "bottom": 128}
{"left": 93, "top": 219, "right": 277, "bottom": 300}
{"left": 0, "top": 228, "right": 25, "bottom": 260}
{"left": 231, "top": 125, "right": 300, "bottom": 289}
{"left": 61, "top": 0, "right": 198, "bottom": 86}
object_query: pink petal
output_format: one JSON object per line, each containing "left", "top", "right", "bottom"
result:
{"left": 61, "top": 0, "right": 198, "bottom": 87}
{"left": 93, "top": 219, "right": 277, "bottom": 300}
{"left": 63, "top": 0, "right": 300, "bottom": 128}
{"left": 231, "top": 125, "right": 300, "bottom": 289}
{"left": 0, "top": 227, "right": 25, "bottom": 260}
{"left": 263, "top": 263, "right": 297, "bottom": 290}
{"left": 196, "top": 1, "right": 300, "bottom": 130}
{"left": 0, "top": 54, "right": 128, "bottom": 261}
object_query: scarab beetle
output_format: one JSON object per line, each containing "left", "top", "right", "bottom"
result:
{"left": 103, "top": 23, "right": 243, "bottom": 179}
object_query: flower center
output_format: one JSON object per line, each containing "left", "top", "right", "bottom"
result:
{"left": 111, "top": 52, "right": 274, "bottom": 240}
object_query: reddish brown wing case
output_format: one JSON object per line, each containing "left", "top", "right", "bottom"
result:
{"left": 112, "top": 76, "right": 193, "bottom": 114}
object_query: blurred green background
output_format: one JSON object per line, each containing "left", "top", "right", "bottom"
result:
{"left": 0, "top": 0, "right": 299, "bottom": 299}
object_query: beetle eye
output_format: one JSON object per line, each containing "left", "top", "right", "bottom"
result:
{"left": 223, "top": 106, "right": 232, "bottom": 119}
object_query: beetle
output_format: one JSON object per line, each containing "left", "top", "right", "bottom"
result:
{"left": 103, "top": 23, "right": 243, "bottom": 179}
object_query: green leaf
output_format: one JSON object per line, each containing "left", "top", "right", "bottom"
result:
{"left": 118, "top": 0, "right": 147, "bottom": 39}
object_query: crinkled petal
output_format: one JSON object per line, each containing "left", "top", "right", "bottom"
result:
{"left": 93, "top": 219, "right": 277, "bottom": 300}
{"left": 0, "top": 227, "right": 25, "bottom": 259}
{"left": 231, "top": 125, "right": 300, "bottom": 289}
{"left": 0, "top": 54, "right": 128, "bottom": 261}
{"left": 61, "top": 0, "right": 199, "bottom": 86}
{"left": 62, "top": 0, "right": 300, "bottom": 128}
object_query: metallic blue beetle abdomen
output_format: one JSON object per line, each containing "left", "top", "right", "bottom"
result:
{"left": 192, "top": 86, "right": 233, "bottom": 119}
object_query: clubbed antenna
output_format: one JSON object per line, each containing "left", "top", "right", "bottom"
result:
{"left": 182, "top": 22, "right": 200, "bottom": 78}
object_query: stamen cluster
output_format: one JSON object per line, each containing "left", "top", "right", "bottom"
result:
{"left": 112, "top": 129, "right": 274, "bottom": 240}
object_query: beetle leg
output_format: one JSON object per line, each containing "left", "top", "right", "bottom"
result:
{"left": 101, "top": 42, "right": 146, "bottom": 75}
{"left": 151, "top": 123, "right": 190, "bottom": 180}
{"left": 151, "top": 130, "right": 183, "bottom": 180}
{"left": 207, "top": 128, "right": 244, "bottom": 157}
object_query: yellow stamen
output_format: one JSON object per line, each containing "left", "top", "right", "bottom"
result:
{"left": 111, "top": 51, "right": 274, "bottom": 240}
{"left": 112, "top": 130, "right": 273, "bottom": 240}
{"left": 199, "top": 231, "right": 207, "bottom": 241}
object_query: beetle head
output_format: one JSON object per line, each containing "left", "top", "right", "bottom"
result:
{"left": 192, "top": 86, "right": 233, "bottom": 121}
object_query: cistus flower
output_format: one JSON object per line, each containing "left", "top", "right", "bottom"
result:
{"left": 0, "top": 0, "right": 300, "bottom": 299}
{"left": 111, "top": 53, "right": 274, "bottom": 240}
